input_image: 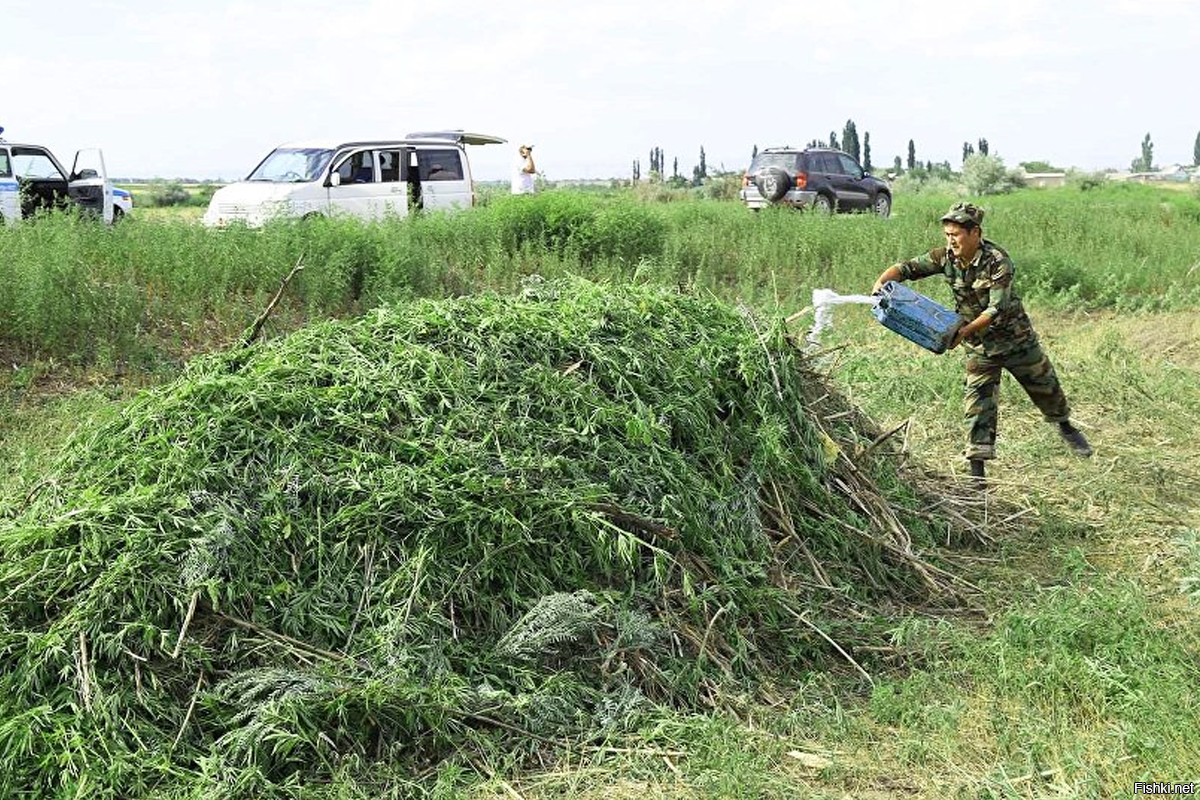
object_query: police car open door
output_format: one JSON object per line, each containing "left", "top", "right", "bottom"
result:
{"left": 68, "top": 148, "right": 113, "bottom": 223}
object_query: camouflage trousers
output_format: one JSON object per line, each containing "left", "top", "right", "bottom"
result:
{"left": 963, "top": 341, "right": 1071, "bottom": 461}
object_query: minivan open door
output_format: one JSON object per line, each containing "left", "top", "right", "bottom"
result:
{"left": 68, "top": 148, "right": 113, "bottom": 223}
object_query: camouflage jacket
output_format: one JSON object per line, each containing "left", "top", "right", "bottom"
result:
{"left": 895, "top": 239, "right": 1038, "bottom": 354}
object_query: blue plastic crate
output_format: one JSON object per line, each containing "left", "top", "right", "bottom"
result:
{"left": 871, "top": 281, "right": 964, "bottom": 354}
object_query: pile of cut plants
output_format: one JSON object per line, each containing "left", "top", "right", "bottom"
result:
{"left": 0, "top": 277, "right": 972, "bottom": 798}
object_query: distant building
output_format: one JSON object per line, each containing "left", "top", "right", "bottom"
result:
{"left": 1155, "top": 164, "right": 1190, "bottom": 182}
{"left": 1022, "top": 171, "right": 1068, "bottom": 188}
{"left": 1114, "top": 164, "right": 1191, "bottom": 184}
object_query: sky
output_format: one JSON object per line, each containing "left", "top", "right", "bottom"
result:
{"left": 3, "top": 0, "right": 1198, "bottom": 182}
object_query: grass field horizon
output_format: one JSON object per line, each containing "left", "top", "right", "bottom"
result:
{"left": 1, "top": 184, "right": 1198, "bottom": 798}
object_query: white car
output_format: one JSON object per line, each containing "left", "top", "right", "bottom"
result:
{"left": 203, "top": 130, "right": 505, "bottom": 227}
{"left": 0, "top": 126, "right": 115, "bottom": 225}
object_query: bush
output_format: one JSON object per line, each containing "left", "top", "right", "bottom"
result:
{"left": 890, "top": 172, "right": 963, "bottom": 196}
{"left": 700, "top": 172, "right": 744, "bottom": 201}
{"left": 962, "top": 154, "right": 1022, "bottom": 195}
{"left": 144, "top": 180, "right": 193, "bottom": 207}
{"left": 485, "top": 192, "right": 665, "bottom": 264}
{"left": 1067, "top": 170, "right": 1108, "bottom": 191}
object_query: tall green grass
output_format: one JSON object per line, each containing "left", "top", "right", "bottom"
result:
{"left": 1, "top": 184, "right": 1198, "bottom": 366}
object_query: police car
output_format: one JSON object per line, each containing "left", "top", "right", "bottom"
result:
{"left": 113, "top": 187, "right": 133, "bottom": 219}
{"left": 0, "top": 125, "right": 116, "bottom": 225}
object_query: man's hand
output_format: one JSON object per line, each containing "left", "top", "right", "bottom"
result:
{"left": 872, "top": 265, "right": 903, "bottom": 295}
{"left": 949, "top": 313, "right": 991, "bottom": 350}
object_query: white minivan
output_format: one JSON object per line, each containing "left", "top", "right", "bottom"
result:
{"left": 202, "top": 130, "right": 505, "bottom": 227}
{"left": 0, "top": 127, "right": 114, "bottom": 225}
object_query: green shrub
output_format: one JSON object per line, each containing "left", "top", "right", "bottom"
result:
{"left": 962, "top": 154, "right": 1023, "bottom": 195}
{"left": 145, "top": 180, "right": 193, "bottom": 207}
{"left": 1067, "top": 170, "right": 1108, "bottom": 191}
{"left": 890, "top": 172, "right": 963, "bottom": 196}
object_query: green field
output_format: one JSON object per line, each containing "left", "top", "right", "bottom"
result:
{"left": 1, "top": 184, "right": 1198, "bottom": 798}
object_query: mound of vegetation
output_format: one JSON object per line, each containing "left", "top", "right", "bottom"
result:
{"left": 0, "top": 277, "right": 955, "bottom": 797}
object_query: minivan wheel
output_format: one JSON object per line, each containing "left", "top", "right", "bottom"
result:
{"left": 873, "top": 194, "right": 891, "bottom": 218}
{"left": 812, "top": 194, "right": 833, "bottom": 214}
{"left": 754, "top": 166, "right": 793, "bottom": 203}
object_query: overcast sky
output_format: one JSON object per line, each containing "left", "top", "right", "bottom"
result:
{"left": 4, "top": 0, "right": 1198, "bottom": 181}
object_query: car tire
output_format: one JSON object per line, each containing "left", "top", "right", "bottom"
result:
{"left": 873, "top": 193, "right": 891, "bottom": 218}
{"left": 754, "top": 167, "right": 792, "bottom": 203}
{"left": 112, "top": 207, "right": 124, "bottom": 223}
{"left": 812, "top": 193, "right": 833, "bottom": 214}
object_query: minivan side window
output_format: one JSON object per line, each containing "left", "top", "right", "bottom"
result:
{"left": 0, "top": 152, "right": 11, "bottom": 177}
{"left": 335, "top": 151, "right": 376, "bottom": 184}
{"left": 378, "top": 150, "right": 402, "bottom": 183}
{"left": 418, "top": 149, "right": 463, "bottom": 181}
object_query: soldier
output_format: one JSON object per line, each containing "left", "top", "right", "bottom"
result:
{"left": 871, "top": 201, "right": 1092, "bottom": 483}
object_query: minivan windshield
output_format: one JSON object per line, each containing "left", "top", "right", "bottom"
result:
{"left": 247, "top": 148, "right": 334, "bottom": 182}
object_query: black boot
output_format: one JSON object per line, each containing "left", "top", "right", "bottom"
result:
{"left": 969, "top": 458, "right": 986, "bottom": 488}
{"left": 1058, "top": 421, "right": 1093, "bottom": 457}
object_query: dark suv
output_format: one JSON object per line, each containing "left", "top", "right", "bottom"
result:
{"left": 740, "top": 147, "right": 891, "bottom": 217}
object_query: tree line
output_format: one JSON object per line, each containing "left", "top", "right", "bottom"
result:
{"left": 632, "top": 125, "right": 1200, "bottom": 182}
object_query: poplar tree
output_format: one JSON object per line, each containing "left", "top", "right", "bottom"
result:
{"left": 829, "top": 131, "right": 839, "bottom": 150}
{"left": 1131, "top": 133, "right": 1154, "bottom": 172}
{"left": 863, "top": 132, "right": 872, "bottom": 171}
{"left": 842, "top": 120, "right": 860, "bottom": 162}
{"left": 907, "top": 140, "right": 916, "bottom": 170}
{"left": 978, "top": 138, "right": 989, "bottom": 156}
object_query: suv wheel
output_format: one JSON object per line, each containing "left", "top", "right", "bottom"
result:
{"left": 812, "top": 194, "right": 833, "bottom": 214}
{"left": 873, "top": 194, "right": 891, "bottom": 218}
{"left": 754, "top": 166, "right": 792, "bottom": 203}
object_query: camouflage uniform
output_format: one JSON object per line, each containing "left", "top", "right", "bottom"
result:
{"left": 894, "top": 209, "right": 1071, "bottom": 461}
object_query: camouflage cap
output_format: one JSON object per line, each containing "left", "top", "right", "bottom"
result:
{"left": 940, "top": 202, "right": 984, "bottom": 227}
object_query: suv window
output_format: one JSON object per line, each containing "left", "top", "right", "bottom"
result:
{"left": 0, "top": 151, "right": 11, "bottom": 177}
{"left": 838, "top": 154, "right": 864, "bottom": 179}
{"left": 418, "top": 149, "right": 463, "bottom": 181}
{"left": 752, "top": 152, "right": 800, "bottom": 171}
{"left": 11, "top": 147, "right": 64, "bottom": 180}
{"left": 811, "top": 153, "right": 843, "bottom": 174}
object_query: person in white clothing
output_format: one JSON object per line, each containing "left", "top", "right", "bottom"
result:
{"left": 511, "top": 144, "right": 536, "bottom": 194}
